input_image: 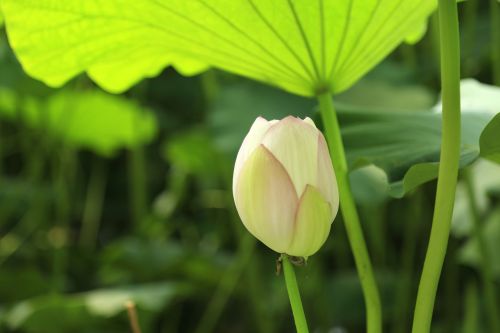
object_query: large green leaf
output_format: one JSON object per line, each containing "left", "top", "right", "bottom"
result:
{"left": 209, "top": 80, "right": 498, "bottom": 198}
{"left": 0, "top": 89, "right": 158, "bottom": 156}
{"left": 1, "top": 0, "right": 435, "bottom": 96}
{"left": 339, "top": 108, "right": 489, "bottom": 197}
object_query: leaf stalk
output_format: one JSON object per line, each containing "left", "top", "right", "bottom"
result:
{"left": 317, "top": 92, "right": 382, "bottom": 333}
{"left": 411, "top": 0, "right": 462, "bottom": 332}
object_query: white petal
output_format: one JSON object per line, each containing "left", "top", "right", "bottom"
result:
{"left": 303, "top": 117, "right": 317, "bottom": 128}
{"left": 233, "top": 145, "right": 298, "bottom": 253}
{"left": 233, "top": 117, "right": 276, "bottom": 193}
{"left": 261, "top": 116, "right": 319, "bottom": 196}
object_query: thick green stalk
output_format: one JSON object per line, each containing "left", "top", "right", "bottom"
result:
{"left": 317, "top": 93, "right": 382, "bottom": 333}
{"left": 282, "top": 256, "right": 309, "bottom": 333}
{"left": 463, "top": 168, "right": 500, "bottom": 333}
{"left": 411, "top": 1, "right": 461, "bottom": 332}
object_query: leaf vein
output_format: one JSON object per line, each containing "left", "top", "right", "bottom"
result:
{"left": 246, "top": 0, "right": 316, "bottom": 86}
{"left": 195, "top": 0, "right": 311, "bottom": 85}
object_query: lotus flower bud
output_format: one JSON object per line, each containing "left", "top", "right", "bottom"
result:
{"left": 233, "top": 116, "right": 339, "bottom": 257}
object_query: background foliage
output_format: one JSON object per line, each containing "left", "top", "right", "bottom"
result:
{"left": 0, "top": 1, "right": 499, "bottom": 333}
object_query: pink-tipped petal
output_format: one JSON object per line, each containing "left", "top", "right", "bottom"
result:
{"left": 317, "top": 134, "right": 339, "bottom": 217}
{"left": 233, "top": 117, "right": 277, "bottom": 193}
{"left": 287, "top": 185, "right": 332, "bottom": 257}
{"left": 261, "top": 117, "right": 319, "bottom": 196}
{"left": 233, "top": 145, "right": 299, "bottom": 253}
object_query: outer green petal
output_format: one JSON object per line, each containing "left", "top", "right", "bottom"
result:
{"left": 316, "top": 134, "right": 339, "bottom": 216}
{"left": 262, "top": 116, "right": 319, "bottom": 196}
{"left": 287, "top": 185, "right": 332, "bottom": 257}
{"left": 233, "top": 117, "right": 277, "bottom": 192}
{"left": 234, "top": 144, "right": 298, "bottom": 253}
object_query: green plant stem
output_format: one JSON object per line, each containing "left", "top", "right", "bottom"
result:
{"left": 492, "top": 0, "right": 500, "bottom": 85}
{"left": 80, "top": 156, "right": 108, "bottom": 249}
{"left": 0, "top": 154, "right": 46, "bottom": 267}
{"left": 282, "top": 255, "right": 309, "bottom": 333}
{"left": 246, "top": 256, "right": 274, "bottom": 333}
{"left": 400, "top": 44, "right": 418, "bottom": 72}
{"left": 51, "top": 148, "right": 75, "bottom": 291}
{"left": 194, "top": 234, "right": 256, "bottom": 333}
{"left": 362, "top": 205, "right": 387, "bottom": 266}
{"left": 463, "top": 0, "right": 478, "bottom": 76}
{"left": 462, "top": 282, "right": 479, "bottom": 333}
{"left": 411, "top": 1, "right": 461, "bottom": 332}
{"left": 393, "top": 190, "right": 423, "bottom": 333}
{"left": 463, "top": 168, "right": 500, "bottom": 333}
{"left": 128, "top": 146, "right": 148, "bottom": 228}
{"left": 200, "top": 70, "right": 219, "bottom": 106}
{"left": 317, "top": 93, "right": 382, "bottom": 333}
{"left": 443, "top": 240, "right": 459, "bottom": 333}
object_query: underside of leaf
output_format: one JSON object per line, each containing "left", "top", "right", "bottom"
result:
{"left": 1, "top": 0, "right": 436, "bottom": 96}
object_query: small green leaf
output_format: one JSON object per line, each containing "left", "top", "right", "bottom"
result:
{"left": 1, "top": 0, "right": 435, "bottom": 96}
{"left": 82, "top": 282, "right": 191, "bottom": 317}
{"left": 0, "top": 89, "right": 158, "bottom": 156}
{"left": 480, "top": 113, "right": 500, "bottom": 163}
{"left": 451, "top": 160, "right": 500, "bottom": 238}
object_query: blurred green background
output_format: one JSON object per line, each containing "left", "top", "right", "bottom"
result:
{"left": 1, "top": 2, "right": 499, "bottom": 333}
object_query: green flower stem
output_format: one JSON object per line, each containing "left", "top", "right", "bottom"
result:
{"left": 282, "top": 255, "right": 309, "bottom": 333}
{"left": 411, "top": 1, "right": 461, "bottom": 332}
{"left": 317, "top": 92, "right": 382, "bottom": 333}
{"left": 463, "top": 168, "right": 500, "bottom": 333}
